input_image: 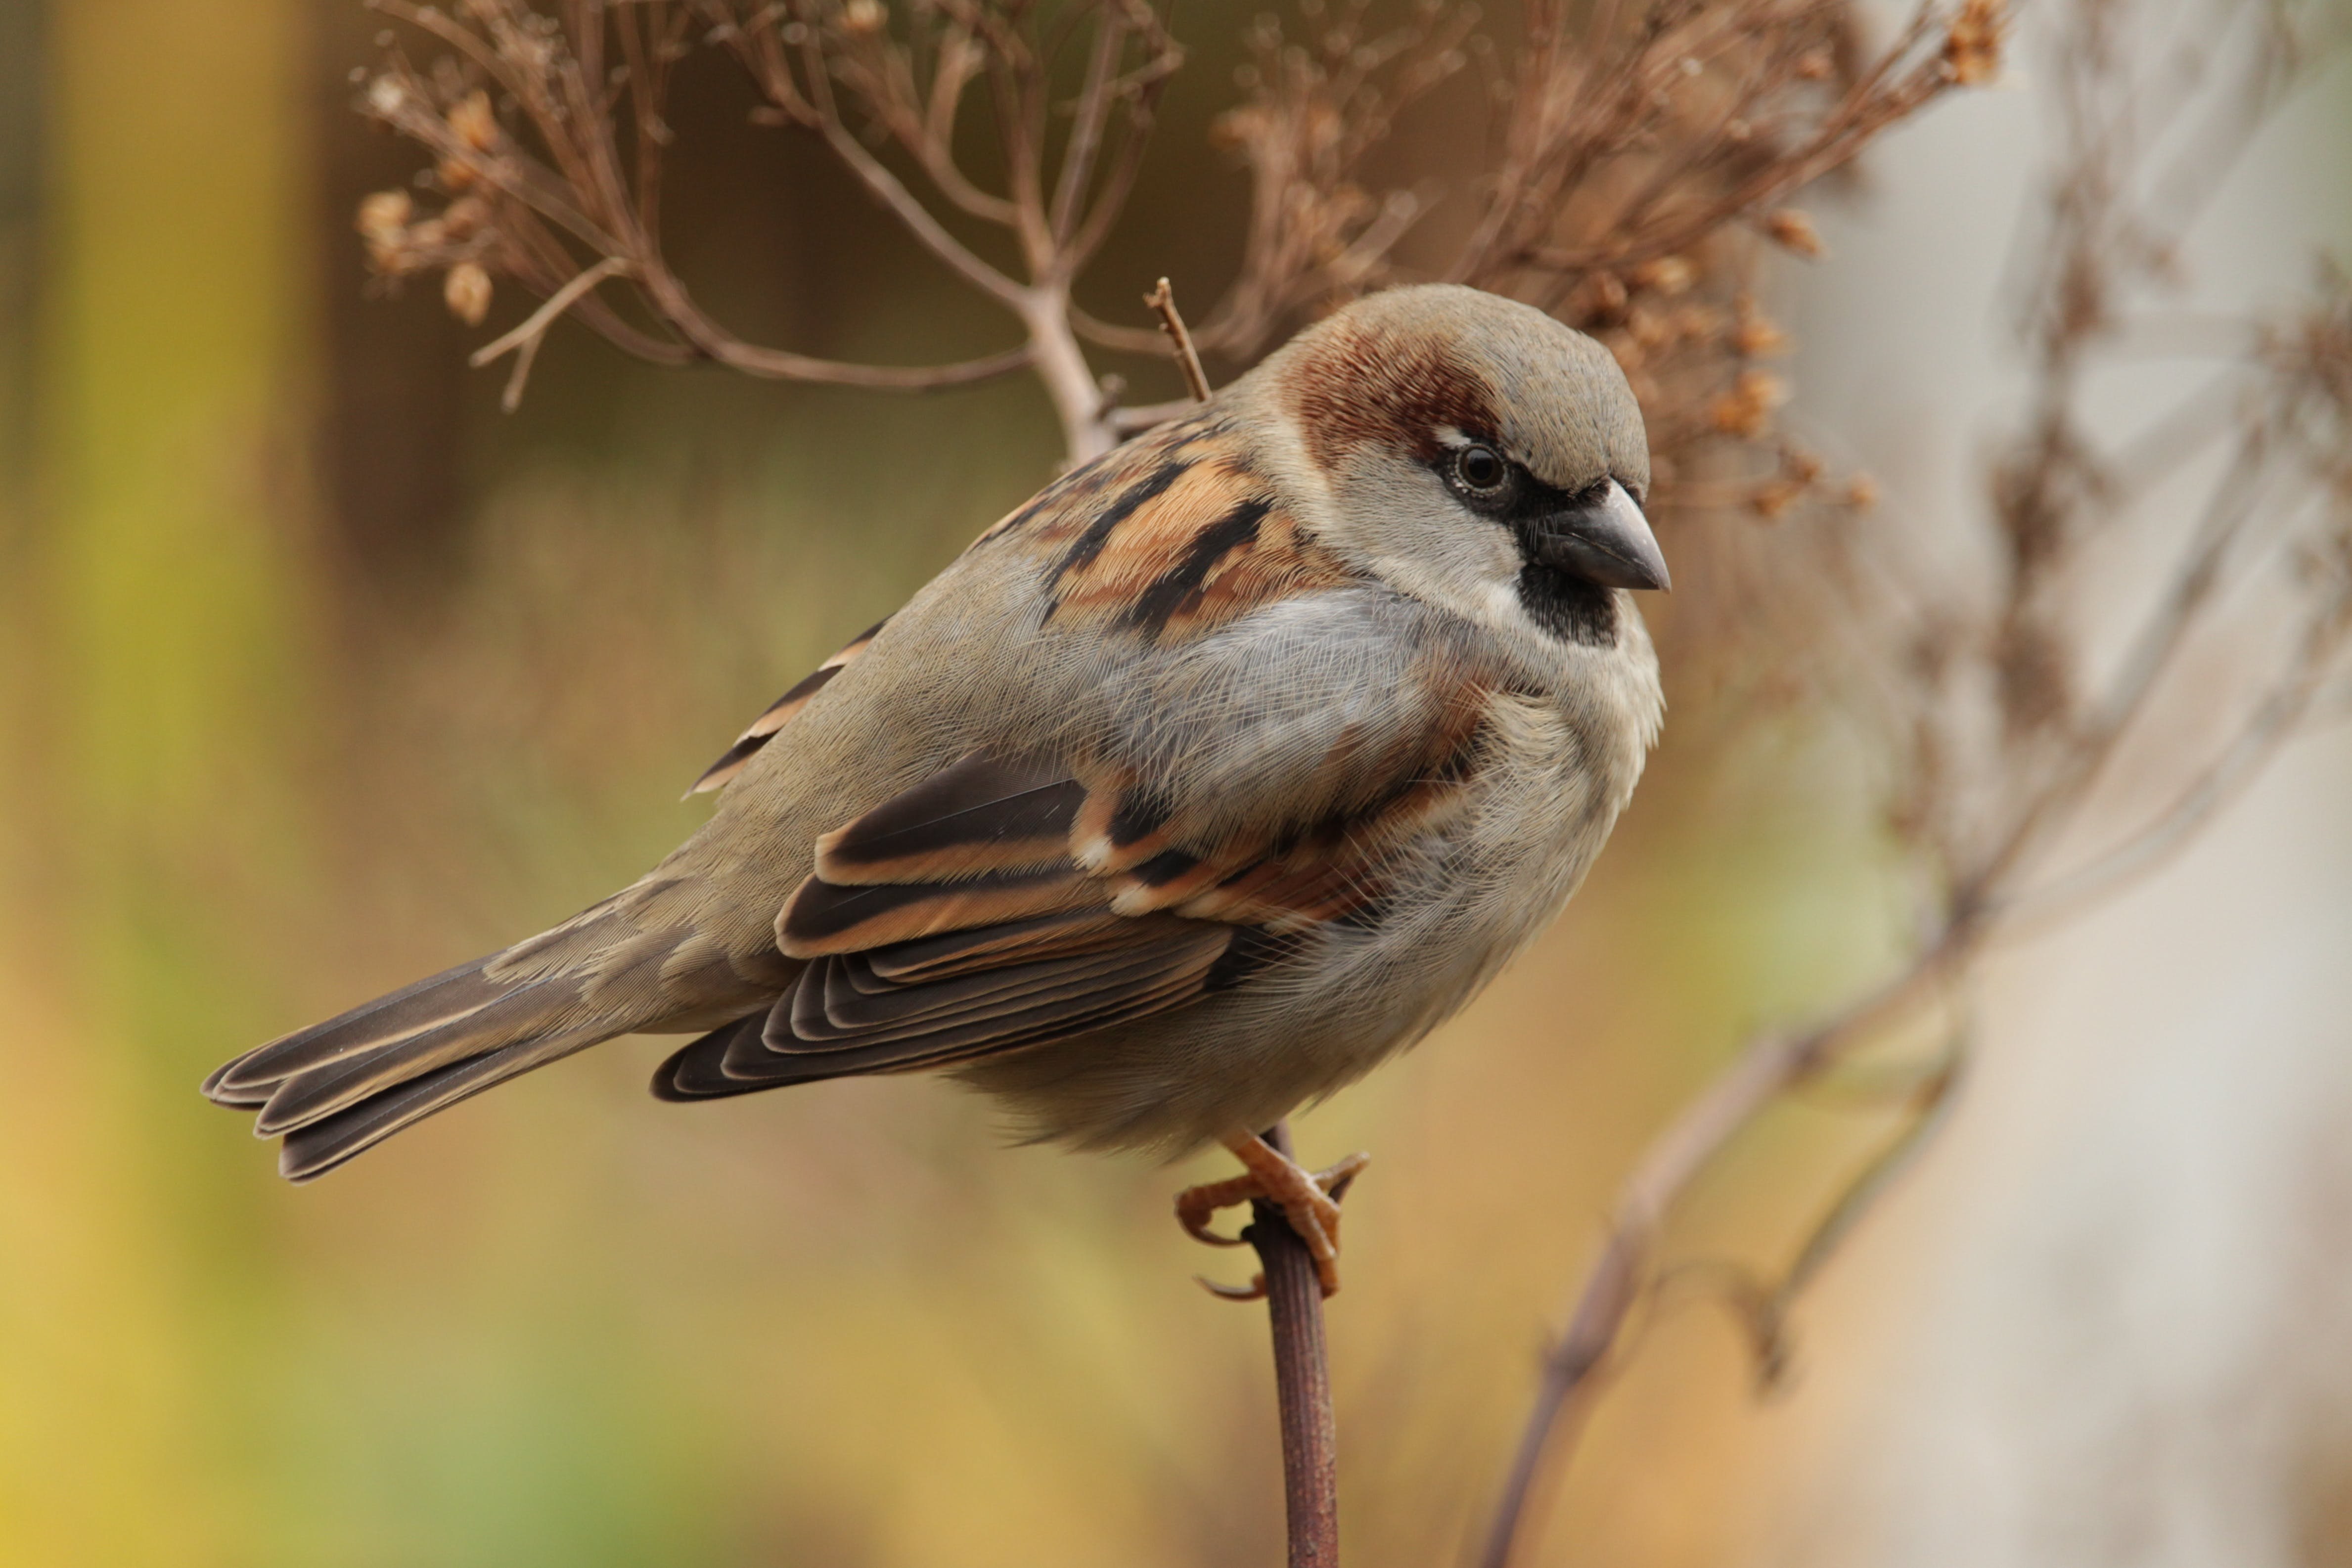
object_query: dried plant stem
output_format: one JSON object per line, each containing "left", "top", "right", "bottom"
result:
{"left": 1017, "top": 283, "right": 1121, "bottom": 463}
{"left": 1145, "top": 277, "right": 1212, "bottom": 403}
{"left": 1246, "top": 1120, "right": 1341, "bottom": 1568}
{"left": 1476, "top": 931, "right": 1976, "bottom": 1568}
{"left": 469, "top": 255, "right": 632, "bottom": 409}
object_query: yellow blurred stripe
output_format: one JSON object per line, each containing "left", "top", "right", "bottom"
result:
{"left": 5, "top": 0, "right": 314, "bottom": 1563}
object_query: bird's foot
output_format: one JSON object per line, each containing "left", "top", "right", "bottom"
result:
{"left": 1176, "top": 1133, "right": 1369, "bottom": 1300}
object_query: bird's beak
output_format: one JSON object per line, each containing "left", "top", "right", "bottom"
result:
{"left": 1529, "top": 479, "right": 1670, "bottom": 591}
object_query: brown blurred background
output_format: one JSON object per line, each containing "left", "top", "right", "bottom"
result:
{"left": 3, "top": 2, "right": 2351, "bottom": 1566}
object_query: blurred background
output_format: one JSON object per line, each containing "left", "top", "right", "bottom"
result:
{"left": 3, "top": 1, "right": 2351, "bottom": 1565}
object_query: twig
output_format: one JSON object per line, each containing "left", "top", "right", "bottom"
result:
{"left": 469, "top": 255, "right": 633, "bottom": 410}
{"left": 1477, "top": 0, "right": 2349, "bottom": 1551}
{"left": 1476, "top": 931, "right": 1975, "bottom": 1568}
{"left": 1245, "top": 1120, "right": 1341, "bottom": 1568}
{"left": 1145, "top": 277, "right": 1213, "bottom": 403}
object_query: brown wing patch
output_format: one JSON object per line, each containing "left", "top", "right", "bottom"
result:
{"left": 971, "top": 411, "right": 1357, "bottom": 642}
{"left": 1050, "top": 485, "right": 1355, "bottom": 642}
{"left": 814, "top": 755, "right": 1086, "bottom": 886}
{"left": 973, "top": 412, "right": 1222, "bottom": 550}
{"left": 686, "top": 619, "right": 887, "bottom": 796}
{"left": 702, "top": 655, "right": 1500, "bottom": 1095}
{"left": 778, "top": 868, "right": 1103, "bottom": 958}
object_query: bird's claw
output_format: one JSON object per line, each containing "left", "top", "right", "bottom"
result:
{"left": 1196, "top": 1272, "right": 1268, "bottom": 1301}
{"left": 1176, "top": 1136, "right": 1369, "bottom": 1300}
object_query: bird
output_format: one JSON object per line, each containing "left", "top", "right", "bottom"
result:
{"left": 202, "top": 283, "right": 1668, "bottom": 1296}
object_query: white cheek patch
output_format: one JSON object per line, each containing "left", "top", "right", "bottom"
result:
{"left": 1368, "top": 515, "right": 1527, "bottom": 635}
{"left": 1478, "top": 577, "right": 1532, "bottom": 634}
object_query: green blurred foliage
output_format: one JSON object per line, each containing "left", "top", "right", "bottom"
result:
{"left": 0, "top": 2, "right": 1911, "bottom": 1564}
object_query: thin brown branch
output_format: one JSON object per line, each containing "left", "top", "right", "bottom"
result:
{"left": 1245, "top": 1120, "right": 1342, "bottom": 1568}
{"left": 469, "top": 255, "right": 635, "bottom": 408}
{"left": 1144, "top": 277, "right": 1211, "bottom": 403}
{"left": 1050, "top": 4, "right": 1129, "bottom": 246}
{"left": 1071, "top": 305, "right": 1176, "bottom": 357}
{"left": 2004, "top": 570, "right": 2352, "bottom": 929}
{"left": 1476, "top": 930, "right": 1975, "bottom": 1568}
{"left": 788, "top": 25, "right": 1031, "bottom": 310}
{"left": 1107, "top": 396, "right": 1198, "bottom": 436}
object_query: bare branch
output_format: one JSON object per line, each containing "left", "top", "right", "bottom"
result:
{"left": 1476, "top": 0, "right": 2350, "bottom": 1557}
{"left": 469, "top": 255, "right": 634, "bottom": 408}
{"left": 1246, "top": 1120, "right": 1344, "bottom": 1568}
{"left": 1144, "top": 277, "right": 1211, "bottom": 403}
{"left": 1477, "top": 929, "right": 1976, "bottom": 1568}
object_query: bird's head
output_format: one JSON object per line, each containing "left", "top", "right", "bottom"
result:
{"left": 1240, "top": 283, "right": 1666, "bottom": 647}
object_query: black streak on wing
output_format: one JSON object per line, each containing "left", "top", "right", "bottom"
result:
{"left": 1044, "top": 459, "right": 1193, "bottom": 602}
{"left": 1124, "top": 496, "right": 1274, "bottom": 635}
{"left": 690, "top": 665, "right": 839, "bottom": 782}
{"left": 1126, "top": 849, "right": 1202, "bottom": 888}
{"left": 1107, "top": 782, "right": 1174, "bottom": 849}
{"left": 686, "top": 618, "right": 887, "bottom": 796}
{"left": 779, "top": 866, "right": 1077, "bottom": 951}
{"left": 819, "top": 755, "right": 1085, "bottom": 880}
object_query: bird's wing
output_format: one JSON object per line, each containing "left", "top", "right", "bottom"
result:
{"left": 685, "top": 617, "right": 889, "bottom": 796}
{"left": 657, "top": 585, "right": 1505, "bottom": 1097}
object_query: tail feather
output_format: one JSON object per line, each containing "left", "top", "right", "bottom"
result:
{"left": 203, "top": 889, "right": 766, "bottom": 1178}
{"left": 276, "top": 1030, "right": 604, "bottom": 1182}
{"left": 250, "top": 977, "right": 580, "bottom": 1137}
{"left": 202, "top": 957, "right": 509, "bottom": 1102}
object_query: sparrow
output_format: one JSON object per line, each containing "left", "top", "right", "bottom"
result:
{"left": 202, "top": 283, "right": 1668, "bottom": 1295}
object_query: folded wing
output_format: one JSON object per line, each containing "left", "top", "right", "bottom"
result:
{"left": 656, "top": 648, "right": 1495, "bottom": 1099}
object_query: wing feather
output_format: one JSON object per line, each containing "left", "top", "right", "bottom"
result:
{"left": 685, "top": 618, "right": 887, "bottom": 796}
{"left": 656, "top": 583, "right": 1511, "bottom": 1105}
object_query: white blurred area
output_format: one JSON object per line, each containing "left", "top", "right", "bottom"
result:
{"left": 1764, "top": 5, "right": 2352, "bottom": 1562}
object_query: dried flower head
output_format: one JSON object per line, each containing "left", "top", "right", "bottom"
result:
{"left": 356, "top": 189, "right": 412, "bottom": 242}
{"left": 1764, "top": 209, "right": 1826, "bottom": 258}
{"left": 1631, "top": 256, "right": 1698, "bottom": 296}
{"left": 1751, "top": 479, "right": 1805, "bottom": 519}
{"left": 1943, "top": 0, "right": 2007, "bottom": 86}
{"left": 444, "top": 262, "right": 493, "bottom": 326}
{"left": 1712, "top": 369, "right": 1789, "bottom": 438}
{"left": 1733, "top": 296, "right": 1790, "bottom": 357}
{"left": 448, "top": 90, "right": 498, "bottom": 152}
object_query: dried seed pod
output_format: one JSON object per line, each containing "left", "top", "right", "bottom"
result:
{"left": 1764, "top": 209, "right": 1826, "bottom": 259}
{"left": 356, "top": 189, "right": 412, "bottom": 241}
{"left": 1630, "top": 255, "right": 1696, "bottom": 296}
{"left": 1711, "top": 369, "right": 1788, "bottom": 438}
{"left": 1751, "top": 480, "right": 1804, "bottom": 520}
{"left": 1943, "top": 0, "right": 2007, "bottom": 86}
{"left": 440, "top": 196, "right": 492, "bottom": 240}
{"left": 445, "top": 262, "right": 493, "bottom": 326}
{"left": 448, "top": 90, "right": 498, "bottom": 152}
{"left": 1732, "top": 295, "right": 1790, "bottom": 357}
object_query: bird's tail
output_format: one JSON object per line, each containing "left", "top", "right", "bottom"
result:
{"left": 202, "top": 886, "right": 770, "bottom": 1181}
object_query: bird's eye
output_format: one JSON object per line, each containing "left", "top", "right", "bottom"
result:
{"left": 1453, "top": 444, "right": 1509, "bottom": 494}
